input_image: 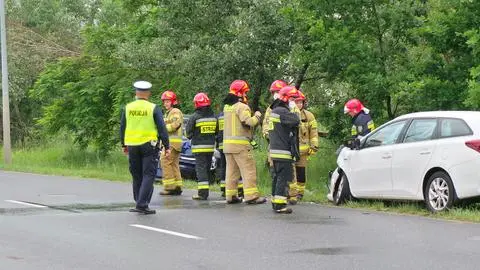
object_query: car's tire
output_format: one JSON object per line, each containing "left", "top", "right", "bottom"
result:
{"left": 333, "top": 173, "right": 351, "bottom": 205}
{"left": 424, "top": 171, "right": 455, "bottom": 213}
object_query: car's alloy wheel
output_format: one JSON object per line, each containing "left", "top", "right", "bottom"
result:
{"left": 333, "top": 173, "right": 351, "bottom": 205}
{"left": 424, "top": 171, "right": 455, "bottom": 213}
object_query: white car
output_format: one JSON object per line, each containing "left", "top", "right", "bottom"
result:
{"left": 327, "top": 111, "right": 480, "bottom": 212}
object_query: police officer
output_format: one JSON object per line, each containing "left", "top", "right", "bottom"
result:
{"left": 159, "top": 90, "right": 184, "bottom": 196}
{"left": 344, "top": 98, "right": 375, "bottom": 140}
{"left": 223, "top": 80, "right": 266, "bottom": 204}
{"left": 186, "top": 93, "right": 217, "bottom": 200}
{"left": 294, "top": 91, "right": 319, "bottom": 200}
{"left": 120, "top": 81, "right": 170, "bottom": 215}
{"left": 269, "top": 86, "right": 300, "bottom": 214}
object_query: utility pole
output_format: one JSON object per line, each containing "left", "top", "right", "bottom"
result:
{"left": 0, "top": 0, "right": 11, "bottom": 165}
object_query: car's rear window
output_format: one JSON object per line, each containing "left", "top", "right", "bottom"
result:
{"left": 439, "top": 118, "right": 472, "bottom": 138}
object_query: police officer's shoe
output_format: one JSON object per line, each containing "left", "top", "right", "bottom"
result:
{"left": 226, "top": 196, "right": 242, "bottom": 204}
{"left": 192, "top": 194, "right": 208, "bottom": 200}
{"left": 245, "top": 196, "right": 267, "bottom": 205}
{"left": 139, "top": 207, "right": 156, "bottom": 215}
{"left": 274, "top": 207, "right": 293, "bottom": 214}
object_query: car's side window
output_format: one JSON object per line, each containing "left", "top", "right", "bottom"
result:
{"left": 440, "top": 118, "right": 472, "bottom": 138}
{"left": 403, "top": 119, "right": 437, "bottom": 143}
{"left": 363, "top": 120, "right": 407, "bottom": 148}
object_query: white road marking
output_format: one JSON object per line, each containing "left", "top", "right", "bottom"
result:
{"left": 4, "top": 200, "right": 47, "bottom": 208}
{"left": 130, "top": 224, "right": 204, "bottom": 240}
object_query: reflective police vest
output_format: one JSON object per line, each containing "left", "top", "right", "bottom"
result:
{"left": 124, "top": 100, "right": 157, "bottom": 146}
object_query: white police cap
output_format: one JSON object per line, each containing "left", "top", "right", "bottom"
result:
{"left": 133, "top": 81, "right": 152, "bottom": 91}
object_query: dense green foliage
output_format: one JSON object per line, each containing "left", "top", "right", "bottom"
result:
{"left": 1, "top": 0, "right": 480, "bottom": 152}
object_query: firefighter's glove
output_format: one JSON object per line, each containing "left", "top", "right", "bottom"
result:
{"left": 254, "top": 111, "right": 262, "bottom": 119}
{"left": 250, "top": 140, "right": 259, "bottom": 150}
{"left": 308, "top": 147, "right": 318, "bottom": 156}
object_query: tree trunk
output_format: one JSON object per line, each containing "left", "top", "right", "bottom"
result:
{"left": 295, "top": 63, "right": 310, "bottom": 90}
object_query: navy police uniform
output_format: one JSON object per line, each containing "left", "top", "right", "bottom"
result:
{"left": 120, "top": 81, "right": 170, "bottom": 214}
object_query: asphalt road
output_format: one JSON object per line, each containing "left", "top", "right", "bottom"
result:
{"left": 1, "top": 170, "right": 480, "bottom": 270}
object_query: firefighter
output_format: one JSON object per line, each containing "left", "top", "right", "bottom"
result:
{"left": 223, "top": 80, "right": 266, "bottom": 204}
{"left": 262, "top": 80, "right": 298, "bottom": 203}
{"left": 159, "top": 90, "right": 184, "bottom": 196}
{"left": 216, "top": 111, "right": 245, "bottom": 197}
{"left": 120, "top": 81, "right": 170, "bottom": 214}
{"left": 269, "top": 86, "right": 301, "bottom": 214}
{"left": 294, "top": 91, "right": 319, "bottom": 200}
{"left": 186, "top": 93, "right": 217, "bottom": 200}
{"left": 344, "top": 98, "right": 375, "bottom": 140}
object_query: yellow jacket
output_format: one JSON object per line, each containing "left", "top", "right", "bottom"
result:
{"left": 164, "top": 107, "right": 183, "bottom": 151}
{"left": 223, "top": 102, "right": 260, "bottom": 153}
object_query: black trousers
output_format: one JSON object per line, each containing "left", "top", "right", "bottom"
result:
{"left": 194, "top": 153, "right": 213, "bottom": 196}
{"left": 272, "top": 160, "right": 294, "bottom": 201}
{"left": 216, "top": 150, "right": 226, "bottom": 183}
{"left": 128, "top": 143, "right": 159, "bottom": 209}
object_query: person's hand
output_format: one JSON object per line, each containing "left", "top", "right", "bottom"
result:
{"left": 164, "top": 148, "right": 171, "bottom": 157}
{"left": 122, "top": 146, "right": 128, "bottom": 155}
{"left": 254, "top": 111, "right": 262, "bottom": 118}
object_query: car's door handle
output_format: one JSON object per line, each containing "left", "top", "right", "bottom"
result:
{"left": 382, "top": 153, "right": 392, "bottom": 159}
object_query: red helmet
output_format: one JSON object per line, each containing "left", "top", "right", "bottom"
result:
{"left": 269, "top": 80, "right": 287, "bottom": 93}
{"left": 344, "top": 99, "right": 364, "bottom": 114}
{"left": 161, "top": 90, "right": 178, "bottom": 105}
{"left": 279, "top": 86, "right": 300, "bottom": 102}
{"left": 296, "top": 91, "right": 306, "bottom": 101}
{"left": 229, "top": 80, "right": 250, "bottom": 97}
{"left": 193, "top": 92, "right": 211, "bottom": 108}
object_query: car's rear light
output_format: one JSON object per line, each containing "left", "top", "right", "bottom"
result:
{"left": 465, "top": 140, "right": 480, "bottom": 153}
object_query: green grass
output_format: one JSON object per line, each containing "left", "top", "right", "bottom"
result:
{"left": 3, "top": 139, "right": 480, "bottom": 223}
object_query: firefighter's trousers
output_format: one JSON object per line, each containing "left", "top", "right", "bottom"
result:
{"left": 295, "top": 154, "right": 308, "bottom": 196}
{"left": 272, "top": 160, "right": 294, "bottom": 210}
{"left": 194, "top": 153, "right": 213, "bottom": 198}
{"left": 269, "top": 159, "right": 297, "bottom": 200}
{"left": 160, "top": 148, "right": 182, "bottom": 191}
{"left": 225, "top": 149, "right": 259, "bottom": 201}
{"left": 128, "top": 143, "right": 159, "bottom": 209}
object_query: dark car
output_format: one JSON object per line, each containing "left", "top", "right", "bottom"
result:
{"left": 156, "top": 115, "right": 218, "bottom": 181}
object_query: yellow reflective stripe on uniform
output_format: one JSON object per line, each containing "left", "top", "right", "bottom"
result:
{"left": 272, "top": 196, "right": 287, "bottom": 204}
{"left": 270, "top": 113, "right": 281, "bottom": 122}
{"left": 243, "top": 187, "right": 258, "bottom": 195}
{"left": 367, "top": 120, "right": 375, "bottom": 130}
{"left": 169, "top": 135, "right": 182, "bottom": 143}
{"left": 238, "top": 183, "right": 244, "bottom": 188}
{"left": 270, "top": 149, "right": 292, "bottom": 160}
{"left": 224, "top": 136, "right": 250, "bottom": 145}
{"left": 289, "top": 182, "right": 297, "bottom": 190}
{"left": 198, "top": 181, "right": 209, "bottom": 190}
{"left": 309, "top": 120, "right": 318, "bottom": 128}
{"left": 220, "top": 181, "right": 226, "bottom": 188}
{"left": 226, "top": 189, "right": 237, "bottom": 196}
{"left": 218, "top": 142, "right": 224, "bottom": 150}
{"left": 174, "top": 180, "right": 183, "bottom": 187}
{"left": 351, "top": 125, "right": 358, "bottom": 136}
{"left": 192, "top": 144, "right": 215, "bottom": 153}
{"left": 218, "top": 117, "right": 224, "bottom": 131}
{"left": 162, "top": 178, "right": 176, "bottom": 185}
{"left": 300, "top": 144, "right": 310, "bottom": 151}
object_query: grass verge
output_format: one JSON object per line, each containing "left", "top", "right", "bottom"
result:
{"left": 2, "top": 139, "right": 480, "bottom": 223}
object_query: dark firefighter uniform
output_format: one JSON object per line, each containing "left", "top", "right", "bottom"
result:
{"left": 120, "top": 90, "right": 170, "bottom": 214}
{"left": 186, "top": 106, "right": 217, "bottom": 200}
{"left": 263, "top": 105, "right": 299, "bottom": 204}
{"left": 351, "top": 110, "right": 375, "bottom": 138}
{"left": 269, "top": 99, "right": 300, "bottom": 213}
